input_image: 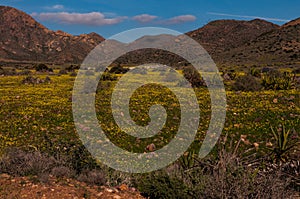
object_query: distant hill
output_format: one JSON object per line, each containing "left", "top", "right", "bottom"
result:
{"left": 186, "top": 19, "right": 279, "bottom": 58}
{"left": 0, "top": 6, "right": 104, "bottom": 64}
{"left": 112, "top": 19, "right": 281, "bottom": 67}
{"left": 218, "top": 18, "right": 300, "bottom": 65}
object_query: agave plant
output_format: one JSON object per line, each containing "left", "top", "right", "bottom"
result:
{"left": 269, "top": 125, "right": 299, "bottom": 163}
{"left": 179, "top": 149, "right": 197, "bottom": 170}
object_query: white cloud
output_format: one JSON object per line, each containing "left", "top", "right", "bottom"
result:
{"left": 52, "top": 5, "right": 64, "bottom": 10}
{"left": 44, "top": 4, "right": 65, "bottom": 11}
{"left": 31, "top": 11, "right": 196, "bottom": 26}
{"left": 132, "top": 14, "right": 158, "bottom": 23}
{"left": 32, "top": 12, "right": 127, "bottom": 26}
{"left": 159, "top": 15, "right": 197, "bottom": 24}
{"left": 207, "top": 12, "right": 290, "bottom": 23}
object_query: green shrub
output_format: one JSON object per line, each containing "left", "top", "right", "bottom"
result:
{"left": 295, "top": 77, "right": 300, "bottom": 89}
{"left": 69, "top": 71, "right": 77, "bottom": 77}
{"left": 223, "top": 69, "right": 237, "bottom": 80}
{"left": 250, "top": 67, "right": 261, "bottom": 77}
{"left": 35, "top": 63, "right": 53, "bottom": 72}
{"left": 261, "top": 70, "right": 294, "bottom": 90}
{"left": 268, "top": 125, "right": 299, "bottom": 163}
{"left": 176, "top": 135, "right": 297, "bottom": 198}
{"left": 182, "top": 66, "right": 205, "bottom": 87}
{"left": 18, "top": 69, "right": 32, "bottom": 76}
{"left": 232, "top": 74, "right": 262, "bottom": 91}
{"left": 109, "top": 64, "right": 129, "bottom": 74}
{"left": 0, "top": 148, "right": 103, "bottom": 184}
{"left": 77, "top": 169, "right": 106, "bottom": 185}
{"left": 100, "top": 72, "right": 118, "bottom": 81}
{"left": 0, "top": 68, "right": 17, "bottom": 76}
{"left": 292, "top": 68, "right": 300, "bottom": 74}
{"left": 66, "top": 64, "right": 79, "bottom": 72}
{"left": 135, "top": 171, "right": 190, "bottom": 199}
{"left": 58, "top": 69, "right": 68, "bottom": 75}
{"left": 21, "top": 76, "right": 51, "bottom": 84}
{"left": 179, "top": 149, "right": 197, "bottom": 170}
{"left": 51, "top": 166, "right": 75, "bottom": 178}
{"left": 0, "top": 148, "right": 56, "bottom": 176}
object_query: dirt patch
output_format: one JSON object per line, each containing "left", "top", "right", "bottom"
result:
{"left": 0, "top": 174, "right": 144, "bottom": 199}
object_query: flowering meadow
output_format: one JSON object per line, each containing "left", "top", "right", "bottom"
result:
{"left": 0, "top": 70, "right": 298, "bottom": 158}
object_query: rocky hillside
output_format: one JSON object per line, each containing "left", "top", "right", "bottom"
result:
{"left": 0, "top": 6, "right": 104, "bottom": 64}
{"left": 112, "top": 19, "right": 280, "bottom": 67}
{"left": 186, "top": 19, "right": 279, "bottom": 57}
{"left": 218, "top": 19, "right": 300, "bottom": 65}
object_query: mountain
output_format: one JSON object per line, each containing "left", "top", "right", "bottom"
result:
{"left": 112, "top": 19, "right": 280, "bottom": 67}
{"left": 0, "top": 6, "right": 104, "bottom": 64}
{"left": 1, "top": 6, "right": 299, "bottom": 66}
{"left": 219, "top": 18, "right": 300, "bottom": 65}
{"left": 186, "top": 19, "right": 279, "bottom": 60}
{"left": 282, "top": 17, "right": 300, "bottom": 28}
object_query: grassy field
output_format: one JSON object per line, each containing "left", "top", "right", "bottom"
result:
{"left": 0, "top": 68, "right": 299, "bottom": 197}
{"left": 0, "top": 69, "right": 299, "bottom": 156}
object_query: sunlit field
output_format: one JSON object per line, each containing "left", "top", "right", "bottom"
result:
{"left": 0, "top": 67, "right": 299, "bottom": 197}
{"left": 0, "top": 69, "right": 298, "bottom": 156}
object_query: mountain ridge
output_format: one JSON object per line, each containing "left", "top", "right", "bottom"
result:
{"left": 186, "top": 18, "right": 279, "bottom": 57}
{"left": 219, "top": 18, "right": 300, "bottom": 65}
{"left": 1, "top": 5, "right": 300, "bottom": 66}
{"left": 0, "top": 6, "right": 104, "bottom": 64}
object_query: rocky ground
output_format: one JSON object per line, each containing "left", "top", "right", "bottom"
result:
{"left": 0, "top": 174, "right": 144, "bottom": 199}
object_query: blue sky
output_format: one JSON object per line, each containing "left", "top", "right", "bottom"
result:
{"left": 2, "top": 0, "right": 300, "bottom": 38}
